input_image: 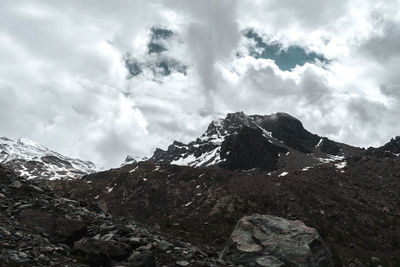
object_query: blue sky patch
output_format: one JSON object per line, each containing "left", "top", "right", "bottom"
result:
{"left": 244, "top": 29, "right": 328, "bottom": 71}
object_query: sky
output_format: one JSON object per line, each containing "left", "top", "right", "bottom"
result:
{"left": 0, "top": 0, "right": 400, "bottom": 168}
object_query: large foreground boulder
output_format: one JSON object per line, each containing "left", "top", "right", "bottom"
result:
{"left": 220, "top": 214, "right": 333, "bottom": 267}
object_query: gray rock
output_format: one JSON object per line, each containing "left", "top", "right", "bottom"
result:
{"left": 100, "top": 233, "right": 115, "bottom": 242}
{"left": 18, "top": 251, "right": 28, "bottom": 259}
{"left": 176, "top": 260, "right": 190, "bottom": 266}
{"left": 220, "top": 214, "right": 333, "bottom": 267}
{"left": 371, "top": 256, "right": 380, "bottom": 263}
{"left": 0, "top": 227, "right": 11, "bottom": 236}
{"left": 9, "top": 180, "right": 22, "bottom": 189}
{"left": 158, "top": 240, "right": 173, "bottom": 251}
{"left": 26, "top": 184, "right": 44, "bottom": 193}
{"left": 129, "top": 252, "right": 157, "bottom": 267}
{"left": 15, "top": 231, "right": 24, "bottom": 238}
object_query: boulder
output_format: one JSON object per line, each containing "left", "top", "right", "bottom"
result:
{"left": 74, "top": 237, "right": 130, "bottom": 265}
{"left": 19, "top": 209, "right": 87, "bottom": 245}
{"left": 129, "top": 252, "right": 157, "bottom": 267}
{"left": 220, "top": 214, "right": 333, "bottom": 267}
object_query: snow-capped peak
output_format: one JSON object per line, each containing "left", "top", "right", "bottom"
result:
{"left": 147, "top": 112, "right": 361, "bottom": 172}
{"left": 0, "top": 137, "right": 96, "bottom": 180}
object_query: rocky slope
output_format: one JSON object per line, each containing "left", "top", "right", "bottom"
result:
{"left": 147, "top": 112, "right": 364, "bottom": 173}
{"left": 50, "top": 152, "right": 400, "bottom": 266}
{"left": 0, "top": 137, "right": 95, "bottom": 180}
{"left": 0, "top": 164, "right": 221, "bottom": 266}
{"left": 0, "top": 165, "right": 333, "bottom": 266}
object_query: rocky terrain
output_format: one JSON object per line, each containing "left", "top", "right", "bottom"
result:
{"left": 0, "top": 164, "right": 334, "bottom": 266}
{"left": 0, "top": 137, "right": 95, "bottom": 180}
{"left": 0, "top": 164, "right": 222, "bottom": 266}
{"left": 2, "top": 112, "right": 400, "bottom": 266}
{"left": 50, "top": 151, "right": 400, "bottom": 266}
{"left": 147, "top": 112, "right": 364, "bottom": 173}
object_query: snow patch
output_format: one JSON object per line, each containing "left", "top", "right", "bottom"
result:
{"left": 315, "top": 138, "right": 323, "bottom": 148}
{"left": 171, "top": 147, "right": 223, "bottom": 167}
{"left": 335, "top": 161, "right": 347, "bottom": 169}
{"left": 129, "top": 166, "right": 139, "bottom": 173}
{"left": 278, "top": 172, "right": 289, "bottom": 177}
{"left": 183, "top": 202, "right": 192, "bottom": 207}
{"left": 317, "top": 154, "right": 345, "bottom": 163}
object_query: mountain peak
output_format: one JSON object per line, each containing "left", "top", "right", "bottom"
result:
{"left": 0, "top": 137, "right": 95, "bottom": 180}
{"left": 147, "top": 112, "right": 362, "bottom": 171}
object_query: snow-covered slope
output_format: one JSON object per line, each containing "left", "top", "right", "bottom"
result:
{"left": 0, "top": 137, "right": 96, "bottom": 180}
{"left": 148, "top": 112, "right": 363, "bottom": 172}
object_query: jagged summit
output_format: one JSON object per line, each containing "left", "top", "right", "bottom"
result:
{"left": 379, "top": 136, "right": 400, "bottom": 154}
{"left": 148, "top": 112, "right": 362, "bottom": 172}
{"left": 0, "top": 137, "right": 95, "bottom": 180}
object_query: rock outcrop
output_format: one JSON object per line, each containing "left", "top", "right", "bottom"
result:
{"left": 220, "top": 214, "right": 333, "bottom": 267}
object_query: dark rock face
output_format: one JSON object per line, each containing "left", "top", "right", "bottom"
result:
{"left": 319, "top": 137, "right": 341, "bottom": 155}
{"left": 41, "top": 155, "right": 73, "bottom": 167}
{"left": 258, "top": 112, "right": 320, "bottom": 154}
{"left": 220, "top": 127, "right": 287, "bottom": 171}
{"left": 220, "top": 214, "right": 333, "bottom": 267}
{"left": 147, "top": 112, "right": 362, "bottom": 172}
{"left": 377, "top": 136, "right": 400, "bottom": 154}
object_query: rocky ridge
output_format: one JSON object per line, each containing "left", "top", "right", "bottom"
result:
{"left": 147, "top": 112, "right": 363, "bottom": 172}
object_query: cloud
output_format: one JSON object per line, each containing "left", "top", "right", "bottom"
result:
{"left": 0, "top": 0, "right": 400, "bottom": 168}
{"left": 162, "top": 0, "right": 241, "bottom": 113}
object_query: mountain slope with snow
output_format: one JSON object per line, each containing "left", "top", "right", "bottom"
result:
{"left": 148, "top": 112, "right": 364, "bottom": 172}
{"left": 0, "top": 137, "right": 95, "bottom": 180}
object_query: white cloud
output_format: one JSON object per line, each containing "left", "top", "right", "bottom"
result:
{"left": 0, "top": 0, "right": 399, "bottom": 168}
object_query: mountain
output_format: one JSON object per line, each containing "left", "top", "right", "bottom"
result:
{"left": 0, "top": 137, "right": 95, "bottom": 180}
{"left": 149, "top": 112, "right": 363, "bottom": 173}
{"left": 3, "top": 111, "right": 400, "bottom": 265}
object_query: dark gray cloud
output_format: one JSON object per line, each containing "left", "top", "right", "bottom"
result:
{"left": 362, "top": 22, "right": 400, "bottom": 62}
